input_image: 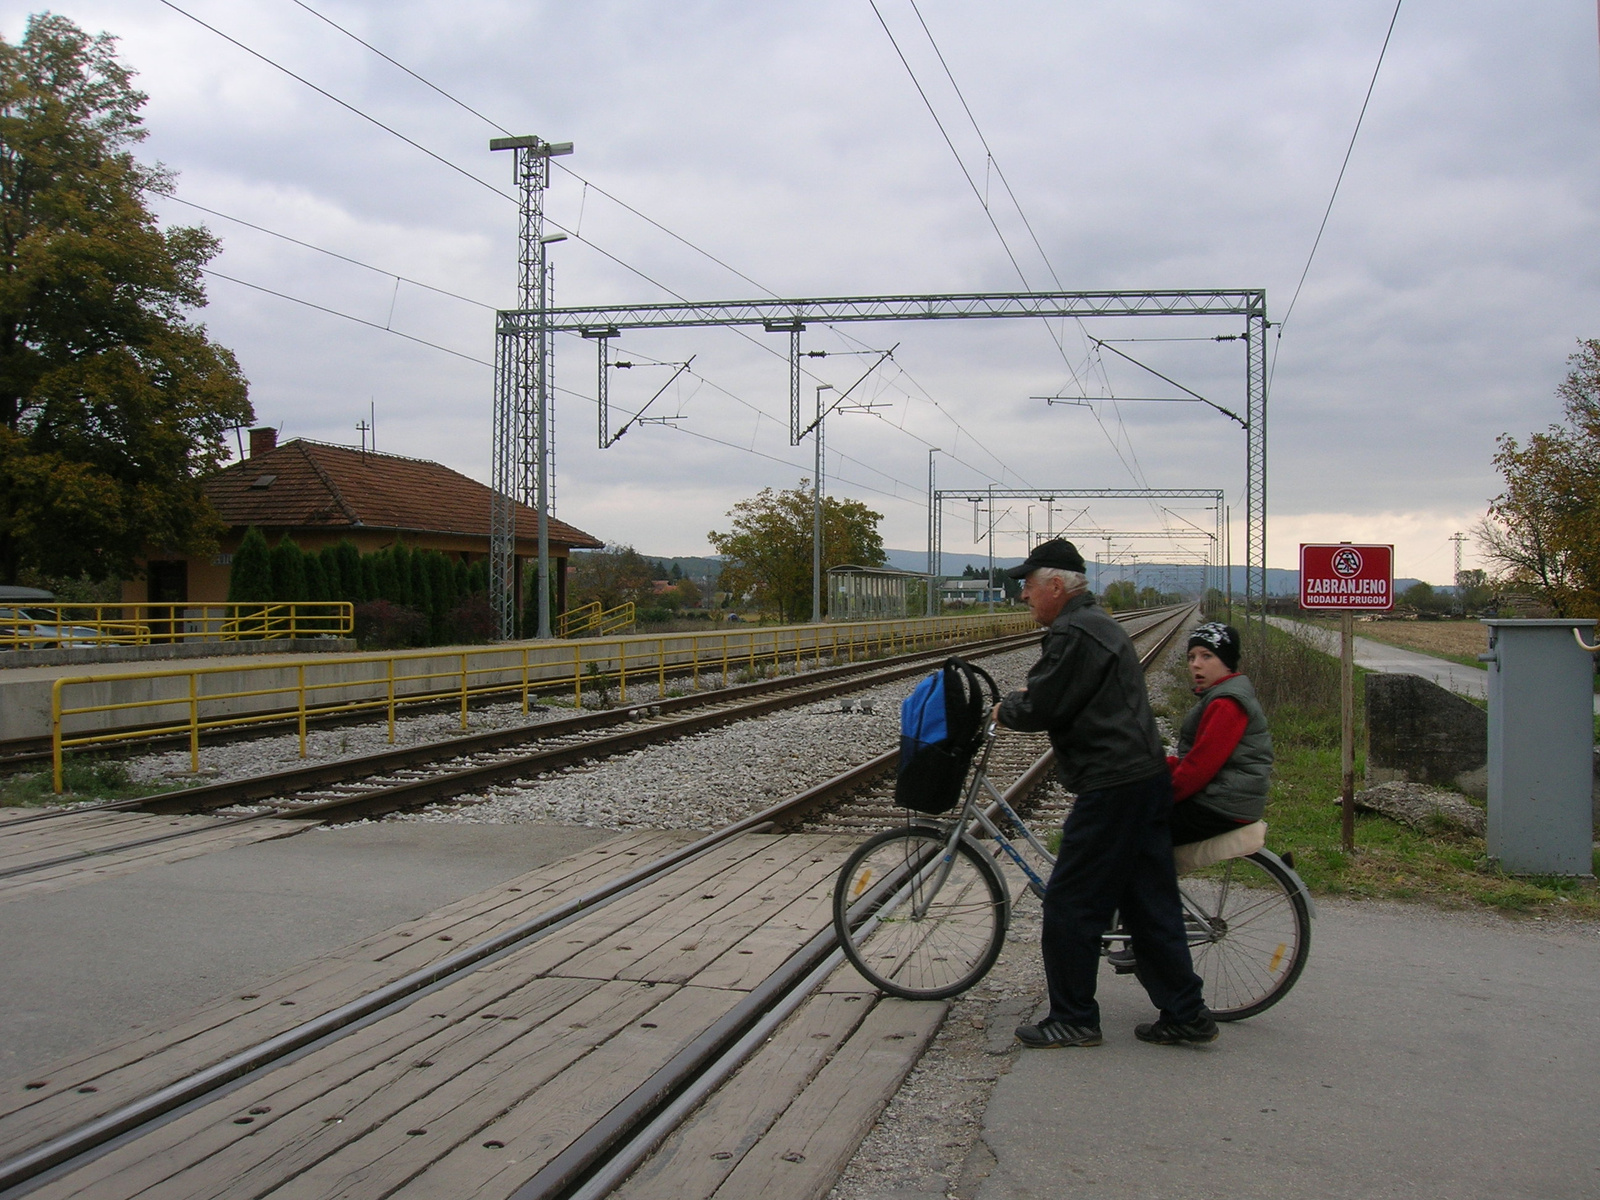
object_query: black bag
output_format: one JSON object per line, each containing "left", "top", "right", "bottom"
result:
{"left": 895, "top": 657, "right": 999, "bottom": 814}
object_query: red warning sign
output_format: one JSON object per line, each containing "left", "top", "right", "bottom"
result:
{"left": 1299, "top": 543, "right": 1394, "bottom": 610}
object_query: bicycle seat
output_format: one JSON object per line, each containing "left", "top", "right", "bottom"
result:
{"left": 1174, "top": 820, "right": 1267, "bottom": 876}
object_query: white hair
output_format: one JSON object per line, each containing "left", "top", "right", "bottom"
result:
{"left": 1029, "top": 567, "right": 1087, "bottom": 593}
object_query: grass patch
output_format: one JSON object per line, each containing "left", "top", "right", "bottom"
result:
{"left": 0, "top": 757, "right": 180, "bottom": 808}
{"left": 1165, "top": 617, "right": 1600, "bottom": 918}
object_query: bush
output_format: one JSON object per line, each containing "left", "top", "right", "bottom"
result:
{"left": 447, "top": 595, "right": 496, "bottom": 643}
{"left": 354, "top": 599, "right": 426, "bottom": 649}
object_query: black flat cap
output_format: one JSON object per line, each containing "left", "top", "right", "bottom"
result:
{"left": 1005, "top": 537, "right": 1087, "bottom": 579}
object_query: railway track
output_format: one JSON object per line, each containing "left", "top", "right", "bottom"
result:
{"left": 0, "top": 604, "right": 1192, "bottom": 1200}
{"left": 0, "top": 610, "right": 1180, "bottom": 892}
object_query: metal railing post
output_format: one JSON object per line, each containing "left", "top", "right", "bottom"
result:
{"left": 51, "top": 678, "right": 65, "bottom": 794}
{"left": 619, "top": 643, "right": 628, "bottom": 703}
{"left": 573, "top": 646, "right": 582, "bottom": 708}
{"left": 386, "top": 658, "right": 396, "bottom": 743}
{"left": 460, "top": 653, "right": 470, "bottom": 731}
{"left": 297, "top": 665, "right": 308, "bottom": 758}
{"left": 189, "top": 673, "right": 200, "bottom": 774}
{"left": 522, "top": 648, "right": 531, "bottom": 714}
{"left": 658, "top": 638, "right": 666, "bottom": 695}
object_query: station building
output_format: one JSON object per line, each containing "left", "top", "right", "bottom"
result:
{"left": 122, "top": 427, "right": 603, "bottom": 613}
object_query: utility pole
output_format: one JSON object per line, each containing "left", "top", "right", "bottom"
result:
{"left": 987, "top": 484, "right": 996, "bottom": 612}
{"left": 926, "top": 449, "right": 941, "bottom": 616}
{"left": 812, "top": 383, "right": 834, "bottom": 624}
{"left": 489, "top": 134, "right": 571, "bottom": 641}
{"left": 1450, "top": 531, "right": 1468, "bottom": 615}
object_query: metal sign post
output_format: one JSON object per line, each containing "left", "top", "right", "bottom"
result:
{"left": 1300, "top": 542, "right": 1394, "bottom": 851}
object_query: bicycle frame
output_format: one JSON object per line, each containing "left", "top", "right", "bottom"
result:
{"left": 930, "top": 722, "right": 1314, "bottom": 950}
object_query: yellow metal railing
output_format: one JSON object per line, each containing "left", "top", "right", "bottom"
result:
{"left": 0, "top": 601, "right": 353, "bottom": 650}
{"left": 50, "top": 612, "right": 1032, "bottom": 791}
{"left": 556, "top": 600, "right": 637, "bottom": 638}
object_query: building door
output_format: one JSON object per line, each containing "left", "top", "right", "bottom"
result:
{"left": 146, "top": 561, "right": 188, "bottom": 642}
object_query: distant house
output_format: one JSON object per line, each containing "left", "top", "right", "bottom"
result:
{"left": 124, "top": 428, "right": 603, "bottom": 613}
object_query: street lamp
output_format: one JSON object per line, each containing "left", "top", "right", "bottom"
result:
{"left": 812, "top": 384, "right": 834, "bottom": 624}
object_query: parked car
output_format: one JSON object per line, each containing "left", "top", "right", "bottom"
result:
{"left": 0, "top": 587, "right": 137, "bottom": 650}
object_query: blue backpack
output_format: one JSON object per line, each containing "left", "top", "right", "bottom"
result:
{"left": 896, "top": 657, "right": 1000, "bottom": 813}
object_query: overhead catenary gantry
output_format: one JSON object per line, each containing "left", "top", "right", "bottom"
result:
{"left": 492, "top": 288, "right": 1268, "bottom": 639}
{"left": 929, "top": 487, "right": 1226, "bottom": 612}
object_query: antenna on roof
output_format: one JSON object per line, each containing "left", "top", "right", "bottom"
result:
{"left": 356, "top": 417, "right": 371, "bottom": 454}
{"left": 370, "top": 399, "right": 376, "bottom": 452}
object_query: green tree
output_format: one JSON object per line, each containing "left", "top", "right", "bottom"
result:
{"left": 708, "top": 481, "right": 885, "bottom": 622}
{"left": 0, "top": 16, "right": 251, "bottom": 585}
{"left": 1479, "top": 339, "right": 1600, "bottom": 616}
{"left": 1102, "top": 579, "right": 1138, "bottom": 611}
{"left": 390, "top": 542, "right": 411, "bottom": 607}
{"left": 569, "top": 544, "right": 657, "bottom": 611}
{"left": 226, "top": 525, "right": 270, "bottom": 603}
{"left": 268, "top": 533, "right": 305, "bottom": 603}
{"left": 302, "top": 550, "right": 327, "bottom": 604}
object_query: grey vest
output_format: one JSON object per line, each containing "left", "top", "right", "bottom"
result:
{"left": 1176, "top": 673, "right": 1274, "bottom": 822}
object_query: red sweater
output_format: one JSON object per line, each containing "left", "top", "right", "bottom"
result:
{"left": 1166, "top": 679, "right": 1249, "bottom": 804}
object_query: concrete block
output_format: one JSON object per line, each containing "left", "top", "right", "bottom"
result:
{"left": 1365, "top": 673, "right": 1488, "bottom": 799}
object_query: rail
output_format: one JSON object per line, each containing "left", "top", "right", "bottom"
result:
{"left": 51, "top": 611, "right": 1033, "bottom": 791}
{"left": 0, "top": 601, "right": 353, "bottom": 649}
{"left": 557, "top": 600, "right": 637, "bottom": 637}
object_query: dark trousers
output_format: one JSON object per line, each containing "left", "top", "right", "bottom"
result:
{"left": 1169, "top": 798, "right": 1251, "bottom": 847}
{"left": 1041, "top": 772, "right": 1206, "bottom": 1027}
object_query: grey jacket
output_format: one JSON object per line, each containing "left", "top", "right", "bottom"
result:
{"left": 1175, "top": 673, "right": 1274, "bottom": 822}
{"left": 997, "top": 592, "right": 1167, "bottom": 794}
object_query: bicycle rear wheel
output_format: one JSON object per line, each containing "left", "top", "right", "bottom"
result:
{"left": 833, "top": 825, "right": 1009, "bottom": 1000}
{"left": 1180, "top": 851, "right": 1310, "bottom": 1020}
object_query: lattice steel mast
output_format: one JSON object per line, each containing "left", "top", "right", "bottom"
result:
{"left": 489, "top": 134, "right": 571, "bottom": 641}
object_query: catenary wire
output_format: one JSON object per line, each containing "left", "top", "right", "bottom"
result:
{"left": 174, "top": 0, "right": 1030, "bottom": 499}
{"left": 163, "top": 194, "right": 496, "bottom": 310}
{"left": 871, "top": 0, "right": 1159, "bottom": 496}
{"left": 200, "top": 268, "right": 493, "bottom": 365}
{"left": 1271, "top": 0, "right": 1403, "bottom": 384}
{"left": 279, "top": 0, "right": 1031, "bottom": 486}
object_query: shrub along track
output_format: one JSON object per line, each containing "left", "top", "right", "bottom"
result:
{"left": 0, "top": 606, "right": 1192, "bottom": 1200}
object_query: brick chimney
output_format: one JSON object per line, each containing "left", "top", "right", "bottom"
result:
{"left": 249, "top": 427, "right": 278, "bottom": 458}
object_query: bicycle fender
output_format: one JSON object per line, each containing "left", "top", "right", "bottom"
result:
{"left": 1253, "top": 847, "right": 1317, "bottom": 919}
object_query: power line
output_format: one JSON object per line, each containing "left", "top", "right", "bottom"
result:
{"left": 156, "top": 0, "right": 511, "bottom": 202}
{"left": 871, "top": 0, "right": 1158, "bottom": 493}
{"left": 285, "top": 0, "right": 778, "bottom": 299}
{"left": 176, "top": 0, "right": 1028, "bottom": 498}
{"left": 287, "top": 0, "right": 513, "bottom": 135}
{"left": 164, "top": 194, "right": 496, "bottom": 309}
{"left": 1273, "top": 0, "right": 1403, "bottom": 364}
{"left": 200, "top": 268, "right": 492, "bottom": 365}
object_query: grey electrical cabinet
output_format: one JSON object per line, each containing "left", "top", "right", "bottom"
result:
{"left": 1481, "top": 619, "right": 1597, "bottom": 876}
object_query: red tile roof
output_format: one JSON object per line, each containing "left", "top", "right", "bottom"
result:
{"left": 204, "top": 439, "right": 603, "bottom": 549}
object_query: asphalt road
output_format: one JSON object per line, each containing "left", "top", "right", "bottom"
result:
{"left": 976, "top": 897, "right": 1600, "bottom": 1200}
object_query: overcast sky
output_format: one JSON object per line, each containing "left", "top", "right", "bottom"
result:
{"left": 6, "top": 0, "right": 1597, "bottom": 582}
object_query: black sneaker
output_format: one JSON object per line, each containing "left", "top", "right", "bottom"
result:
{"left": 1135, "top": 1012, "right": 1219, "bottom": 1045}
{"left": 1015, "top": 1020, "right": 1103, "bottom": 1049}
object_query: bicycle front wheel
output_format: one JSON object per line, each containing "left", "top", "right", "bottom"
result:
{"left": 833, "top": 825, "right": 1009, "bottom": 1000}
{"left": 1181, "top": 851, "right": 1310, "bottom": 1021}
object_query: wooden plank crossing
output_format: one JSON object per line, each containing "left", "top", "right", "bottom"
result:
{"left": 0, "top": 829, "right": 691, "bottom": 1158}
{"left": 8, "top": 829, "right": 952, "bottom": 1200}
{"left": 0, "top": 810, "right": 302, "bottom": 905}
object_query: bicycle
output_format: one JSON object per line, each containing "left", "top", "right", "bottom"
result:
{"left": 832, "top": 720, "right": 1315, "bottom": 1019}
